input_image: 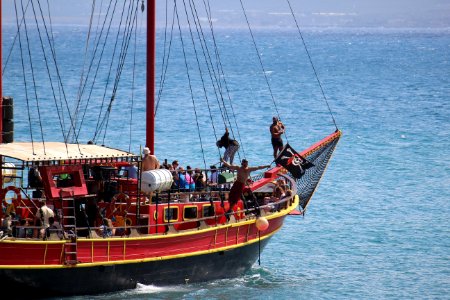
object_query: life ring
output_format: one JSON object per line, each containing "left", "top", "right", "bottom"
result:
{"left": 108, "top": 193, "right": 131, "bottom": 218}
{"left": 1, "top": 186, "right": 22, "bottom": 208}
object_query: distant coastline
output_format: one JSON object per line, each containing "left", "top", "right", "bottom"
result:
{"left": 2, "top": 22, "right": 450, "bottom": 34}
{"left": 2, "top": 1, "right": 450, "bottom": 30}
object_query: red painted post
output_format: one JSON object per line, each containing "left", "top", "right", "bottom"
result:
{"left": 0, "top": 0, "right": 3, "bottom": 143}
{"left": 146, "top": 0, "right": 155, "bottom": 154}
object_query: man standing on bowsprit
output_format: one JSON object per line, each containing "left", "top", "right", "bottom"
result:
{"left": 270, "top": 116, "right": 285, "bottom": 159}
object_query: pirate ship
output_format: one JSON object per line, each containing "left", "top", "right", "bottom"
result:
{"left": 0, "top": 0, "right": 341, "bottom": 296}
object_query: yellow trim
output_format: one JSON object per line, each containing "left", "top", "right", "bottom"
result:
{"left": 44, "top": 244, "right": 48, "bottom": 264}
{"left": 183, "top": 205, "right": 198, "bottom": 220}
{"left": 0, "top": 226, "right": 282, "bottom": 270}
{"left": 201, "top": 203, "right": 213, "bottom": 217}
{"left": 91, "top": 241, "right": 94, "bottom": 263}
{"left": 123, "top": 240, "right": 126, "bottom": 260}
{"left": 0, "top": 195, "right": 300, "bottom": 270}
{"left": 303, "top": 130, "right": 341, "bottom": 157}
{"left": 59, "top": 244, "right": 64, "bottom": 264}
{"left": 163, "top": 207, "right": 179, "bottom": 223}
{"left": 0, "top": 195, "right": 299, "bottom": 244}
{"left": 246, "top": 221, "right": 251, "bottom": 242}
{"left": 225, "top": 226, "right": 229, "bottom": 247}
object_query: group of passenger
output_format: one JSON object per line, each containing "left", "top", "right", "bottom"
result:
{"left": 1, "top": 212, "right": 35, "bottom": 239}
{"left": 0, "top": 198, "right": 64, "bottom": 240}
{"left": 138, "top": 117, "right": 287, "bottom": 210}
{"left": 158, "top": 160, "right": 218, "bottom": 192}
{"left": 0, "top": 117, "right": 289, "bottom": 240}
{"left": 263, "top": 179, "right": 292, "bottom": 212}
{"left": 129, "top": 116, "right": 286, "bottom": 194}
{"left": 0, "top": 197, "right": 131, "bottom": 239}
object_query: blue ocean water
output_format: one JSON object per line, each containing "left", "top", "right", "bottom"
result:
{"left": 2, "top": 25, "right": 450, "bottom": 299}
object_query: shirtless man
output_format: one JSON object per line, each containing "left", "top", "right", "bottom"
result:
{"left": 221, "top": 158, "right": 270, "bottom": 212}
{"left": 270, "top": 116, "right": 285, "bottom": 159}
{"left": 142, "top": 147, "right": 160, "bottom": 171}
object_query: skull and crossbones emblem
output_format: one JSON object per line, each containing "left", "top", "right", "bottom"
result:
{"left": 280, "top": 147, "right": 305, "bottom": 173}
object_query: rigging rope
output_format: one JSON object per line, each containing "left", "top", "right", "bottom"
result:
{"left": 183, "top": 0, "right": 223, "bottom": 160}
{"left": 14, "top": 0, "right": 36, "bottom": 154}
{"left": 238, "top": 0, "right": 288, "bottom": 144}
{"left": 94, "top": 0, "right": 127, "bottom": 143}
{"left": 34, "top": 0, "right": 81, "bottom": 154}
{"left": 128, "top": 2, "right": 140, "bottom": 153}
{"left": 286, "top": 0, "right": 338, "bottom": 131}
{"left": 44, "top": 0, "right": 68, "bottom": 145}
{"left": 187, "top": 0, "right": 226, "bottom": 128}
{"left": 154, "top": 1, "right": 246, "bottom": 165}
{"left": 174, "top": 0, "right": 208, "bottom": 169}
{"left": 77, "top": 0, "right": 119, "bottom": 143}
{"left": 155, "top": 0, "right": 174, "bottom": 115}
{"left": 19, "top": 0, "right": 47, "bottom": 153}
{"left": 2, "top": 1, "right": 30, "bottom": 76}
{"left": 190, "top": 0, "right": 237, "bottom": 132}
{"left": 32, "top": 1, "right": 69, "bottom": 143}
{"left": 38, "top": 0, "right": 81, "bottom": 152}
{"left": 185, "top": 0, "right": 247, "bottom": 163}
{"left": 202, "top": 0, "right": 246, "bottom": 159}
{"left": 100, "top": 1, "right": 139, "bottom": 145}
{"left": 73, "top": 0, "right": 97, "bottom": 140}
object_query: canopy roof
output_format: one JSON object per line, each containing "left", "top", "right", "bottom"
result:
{"left": 0, "top": 142, "right": 137, "bottom": 162}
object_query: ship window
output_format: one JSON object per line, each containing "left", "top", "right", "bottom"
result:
{"left": 183, "top": 206, "right": 198, "bottom": 220}
{"left": 164, "top": 207, "right": 178, "bottom": 222}
{"left": 202, "top": 204, "right": 214, "bottom": 217}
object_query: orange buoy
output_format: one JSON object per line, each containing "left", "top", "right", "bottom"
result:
{"left": 255, "top": 217, "right": 269, "bottom": 231}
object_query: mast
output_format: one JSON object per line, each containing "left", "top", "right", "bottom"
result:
{"left": 146, "top": 0, "right": 156, "bottom": 153}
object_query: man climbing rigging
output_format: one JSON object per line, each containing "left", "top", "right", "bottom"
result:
{"left": 216, "top": 127, "right": 240, "bottom": 164}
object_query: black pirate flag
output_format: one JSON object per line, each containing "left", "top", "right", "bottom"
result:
{"left": 275, "top": 143, "right": 314, "bottom": 179}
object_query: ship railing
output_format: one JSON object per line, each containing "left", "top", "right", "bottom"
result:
{"left": 70, "top": 197, "right": 294, "bottom": 238}
{"left": 151, "top": 165, "right": 280, "bottom": 204}
{"left": 2, "top": 173, "right": 297, "bottom": 240}
{"left": 4, "top": 190, "right": 296, "bottom": 240}
{"left": 5, "top": 224, "right": 66, "bottom": 240}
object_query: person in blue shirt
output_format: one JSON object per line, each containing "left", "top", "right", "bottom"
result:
{"left": 99, "top": 218, "right": 114, "bottom": 238}
{"left": 123, "top": 162, "right": 138, "bottom": 179}
{"left": 177, "top": 167, "right": 187, "bottom": 191}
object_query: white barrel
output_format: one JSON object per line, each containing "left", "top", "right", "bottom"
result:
{"left": 141, "top": 169, "right": 173, "bottom": 193}
{"left": 2, "top": 162, "right": 16, "bottom": 183}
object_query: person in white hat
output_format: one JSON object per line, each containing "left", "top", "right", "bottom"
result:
{"left": 142, "top": 147, "right": 160, "bottom": 172}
